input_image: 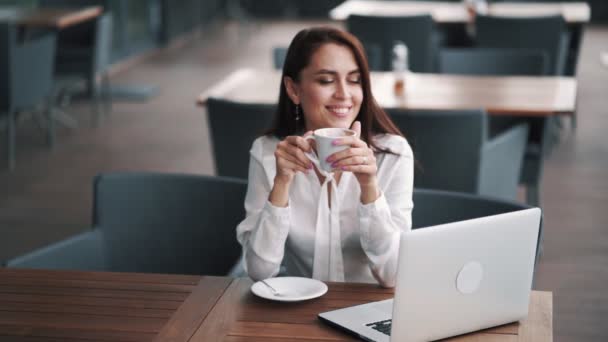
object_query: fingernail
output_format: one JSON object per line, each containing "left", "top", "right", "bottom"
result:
{"left": 331, "top": 162, "right": 338, "bottom": 167}
{"left": 326, "top": 156, "right": 334, "bottom": 163}
{"left": 332, "top": 139, "right": 340, "bottom": 146}
{"left": 341, "top": 166, "right": 347, "bottom": 170}
{"left": 308, "top": 163, "right": 313, "bottom": 169}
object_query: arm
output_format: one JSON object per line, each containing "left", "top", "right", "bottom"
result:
{"left": 358, "top": 141, "right": 414, "bottom": 287}
{"left": 236, "top": 144, "right": 291, "bottom": 281}
{"left": 236, "top": 135, "right": 312, "bottom": 281}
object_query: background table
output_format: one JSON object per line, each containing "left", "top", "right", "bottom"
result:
{"left": 197, "top": 68, "right": 577, "bottom": 117}
{"left": 329, "top": 0, "right": 590, "bottom": 24}
{"left": 0, "top": 269, "right": 552, "bottom": 341}
{"left": 0, "top": 6, "right": 102, "bottom": 29}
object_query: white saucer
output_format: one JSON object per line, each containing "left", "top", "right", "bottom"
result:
{"left": 251, "top": 277, "right": 328, "bottom": 302}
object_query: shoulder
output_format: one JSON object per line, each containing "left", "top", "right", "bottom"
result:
{"left": 251, "top": 135, "right": 280, "bottom": 158}
{"left": 373, "top": 134, "right": 413, "bottom": 158}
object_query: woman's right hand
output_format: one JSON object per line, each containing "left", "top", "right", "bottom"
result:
{"left": 269, "top": 132, "right": 314, "bottom": 207}
{"left": 274, "top": 132, "right": 314, "bottom": 184}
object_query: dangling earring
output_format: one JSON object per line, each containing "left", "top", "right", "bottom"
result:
{"left": 295, "top": 104, "right": 301, "bottom": 121}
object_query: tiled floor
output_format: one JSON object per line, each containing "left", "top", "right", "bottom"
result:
{"left": 1, "top": 19, "right": 607, "bottom": 342}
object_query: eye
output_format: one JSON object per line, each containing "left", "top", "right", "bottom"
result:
{"left": 347, "top": 74, "right": 361, "bottom": 84}
{"left": 318, "top": 78, "right": 334, "bottom": 85}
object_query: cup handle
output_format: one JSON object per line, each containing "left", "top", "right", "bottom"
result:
{"left": 304, "top": 135, "right": 321, "bottom": 169}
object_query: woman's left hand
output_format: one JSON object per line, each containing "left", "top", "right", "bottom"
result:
{"left": 326, "top": 121, "right": 380, "bottom": 203}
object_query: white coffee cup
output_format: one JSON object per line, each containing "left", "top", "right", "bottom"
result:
{"left": 305, "top": 128, "right": 357, "bottom": 173}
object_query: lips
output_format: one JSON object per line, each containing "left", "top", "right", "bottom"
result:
{"left": 326, "top": 105, "right": 352, "bottom": 118}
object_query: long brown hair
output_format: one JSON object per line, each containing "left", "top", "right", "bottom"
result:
{"left": 267, "top": 27, "right": 403, "bottom": 153}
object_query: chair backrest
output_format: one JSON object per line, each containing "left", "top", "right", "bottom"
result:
{"left": 206, "top": 98, "right": 276, "bottom": 180}
{"left": 411, "top": 188, "right": 541, "bottom": 273}
{"left": 0, "top": 23, "right": 12, "bottom": 112}
{"left": 347, "top": 14, "right": 435, "bottom": 72}
{"left": 386, "top": 109, "right": 487, "bottom": 194}
{"left": 272, "top": 46, "right": 287, "bottom": 70}
{"left": 438, "top": 48, "right": 550, "bottom": 76}
{"left": 412, "top": 188, "right": 530, "bottom": 229}
{"left": 93, "top": 13, "right": 113, "bottom": 74}
{"left": 92, "top": 172, "right": 248, "bottom": 276}
{"left": 474, "top": 14, "right": 569, "bottom": 75}
{"left": 0, "top": 23, "right": 56, "bottom": 112}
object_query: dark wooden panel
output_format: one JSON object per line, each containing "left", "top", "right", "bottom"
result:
{"left": 0, "top": 324, "right": 156, "bottom": 341}
{"left": 0, "top": 284, "right": 189, "bottom": 301}
{"left": 0, "top": 311, "right": 167, "bottom": 333}
{"left": 0, "top": 269, "right": 201, "bottom": 285}
{"left": 0, "top": 275, "right": 196, "bottom": 293}
{"left": 153, "top": 276, "right": 233, "bottom": 342}
{"left": 0, "top": 301, "right": 174, "bottom": 319}
{"left": 0, "top": 293, "right": 183, "bottom": 310}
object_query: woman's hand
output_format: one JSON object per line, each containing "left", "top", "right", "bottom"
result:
{"left": 326, "top": 121, "right": 380, "bottom": 204}
{"left": 270, "top": 132, "right": 314, "bottom": 207}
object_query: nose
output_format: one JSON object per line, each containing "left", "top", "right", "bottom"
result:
{"left": 334, "top": 79, "right": 351, "bottom": 99}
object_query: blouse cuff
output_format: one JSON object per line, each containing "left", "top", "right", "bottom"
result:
{"left": 248, "top": 201, "right": 291, "bottom": 264}
{"left": 358, "top": 191, "right": 393, "bottom": 243}
{"left": 358, "top": 191, "right": 390, "bottom": 217}
{"left": 265, "top": 200, "right": 291, "bottom": 221}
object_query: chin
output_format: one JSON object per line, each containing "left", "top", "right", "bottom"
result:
{"left": 328, "top": 120, "right": 354, "bottom": 129}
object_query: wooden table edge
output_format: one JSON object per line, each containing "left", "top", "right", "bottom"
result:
{"left": 153, "top": 276, "right": 234, "bottom": 342}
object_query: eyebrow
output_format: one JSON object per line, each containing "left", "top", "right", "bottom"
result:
{"left": 314, "top": 69, "right": 361, "bottom": 76}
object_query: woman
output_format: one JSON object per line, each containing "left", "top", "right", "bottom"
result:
{"left": 236, "top": 27, "right": 413, "bottom": 288}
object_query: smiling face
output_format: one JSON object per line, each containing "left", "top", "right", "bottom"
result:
{"left": 284, "top": 43, "right": 363, "bottom": 132}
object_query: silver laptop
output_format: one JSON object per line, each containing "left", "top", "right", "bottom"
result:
{"left": 318, "top": 208, "right": 541, "bottom": 342}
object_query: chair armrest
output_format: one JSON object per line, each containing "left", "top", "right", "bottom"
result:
{"left": 4, "top": 230, "right": 106, "bottom": 271}
{"left": 478, "top": 123, "right": 529, "bottom": 200}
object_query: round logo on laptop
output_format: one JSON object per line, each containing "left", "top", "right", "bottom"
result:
{"left": 456, "top": 261, "right": 484, "bottom": 294}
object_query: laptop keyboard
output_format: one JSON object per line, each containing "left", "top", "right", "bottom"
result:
{"left": 366, "top": 319, "right": 392, "bottom": 336}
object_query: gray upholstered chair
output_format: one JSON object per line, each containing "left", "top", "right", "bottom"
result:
{"left": 0, "top": 23, "right": 56, "bottom": 170}
{"left": 387, "top": 109, "right": 529, "bottom": 201}
{"left": 207, "top": 98, "right": 276, "bottom": 180}
{"left": 474, "top": 15, "right": 569, "bottom": 76}
{"left": 347, "top": 14, "right": 437, "bottom": 72}
{"left": 272, "top": 46, "right": 287, "bottom": 70}
{"left": 412, "top": 188, "right": 542, "bottom": 269}
{"left": 5, "top": 172, "right": 247, "bottom": 276}
{"left": 438, "top": 48, "right": 549, "bottom": 76}
{"left": 437, "top": 47, "right": 554, "bottom": 206}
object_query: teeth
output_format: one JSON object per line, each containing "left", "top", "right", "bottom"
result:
{"left": 328, "top": 107, "right": 349, "bottom": 114}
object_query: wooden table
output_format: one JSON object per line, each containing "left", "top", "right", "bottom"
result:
{"left": 0, "top": 268, "right": 552, "bottom": 341}
{"left": 329, "top": 0, "right": 590, "bottom": 24}
{"left": 0, "top": 6, "right": 102, "bottom": 29}
{"left": 196, "top": 68, "right": 577, "bottom": 117}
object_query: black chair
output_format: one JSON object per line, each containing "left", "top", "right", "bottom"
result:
{"left": 437, "top": 47, "right": 554, "bottom": 206}
{"left": 438, "top": 48, "right": 549, "bottom": 76}
{"left": 387, "top": 109, "right": 529, "bottom": 201}
{"left": 411, "top": 188, "right": 542, "bottom": 269}
{"left": 207, "top": 98, "right": 276, "bottom": 180}
{"left": 0, "top": 23, "right": 56, "bottom": 170}
{"left": 474, "top": 15, "right": 570, "bottom": 76}
{"left": 40, "top": 0, "right": 114, "bottom": 125}
{"left": 5, "top": 172, "right": 247, "bottom": 276}
{"left": 347, "top": 14, "right": 437, "bottom": 72}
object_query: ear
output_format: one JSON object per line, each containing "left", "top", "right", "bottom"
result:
{"left": 283, "top": 76, "right": 300, "bottom": 105}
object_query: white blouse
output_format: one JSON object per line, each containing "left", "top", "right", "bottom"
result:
{"left": 236, "top": 133, "right": 414, "bottom": 287}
